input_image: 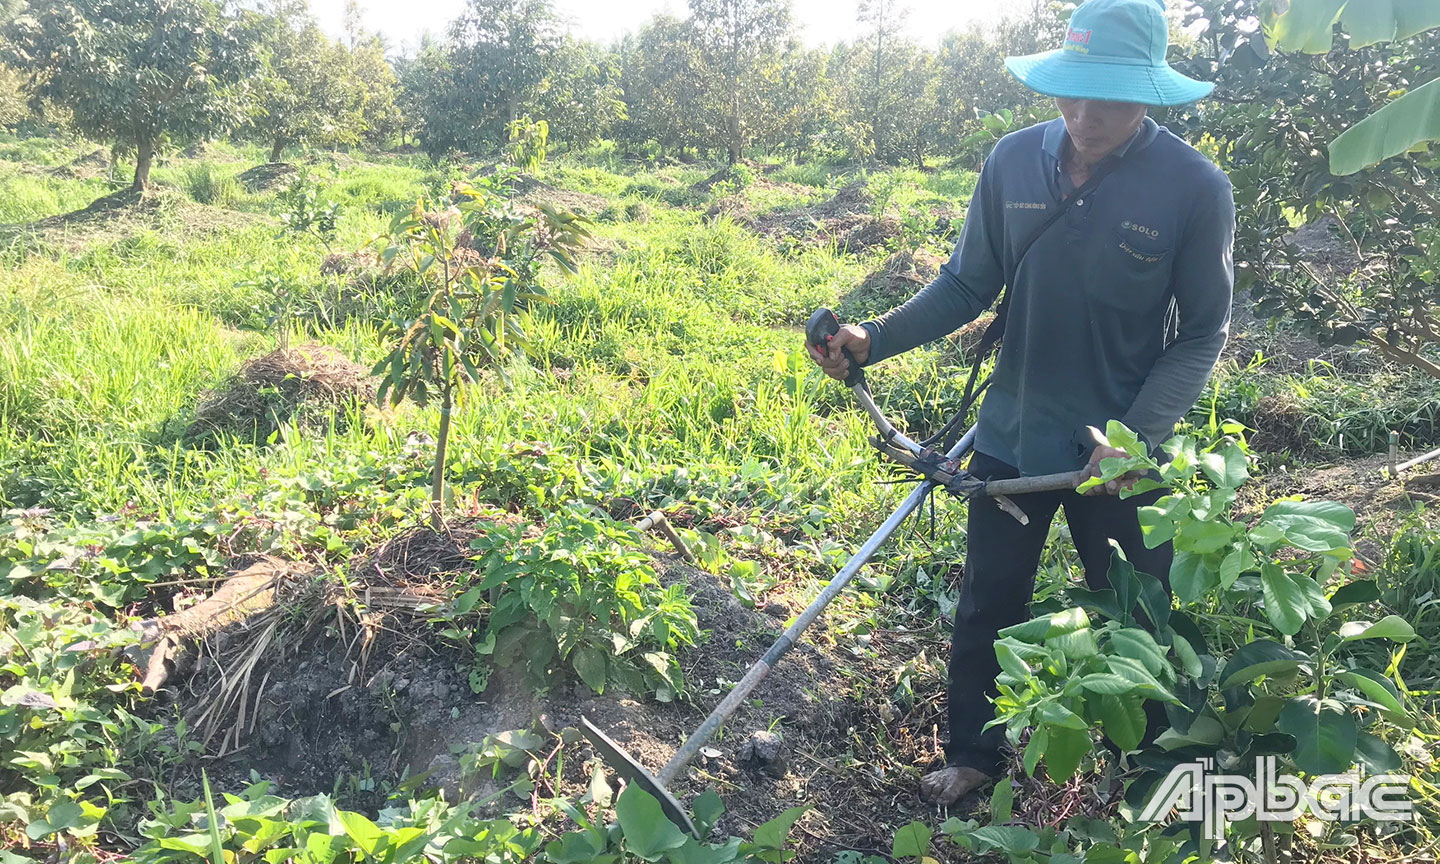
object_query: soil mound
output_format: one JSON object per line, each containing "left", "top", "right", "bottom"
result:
{"left": 238, "top": 162, "right": 298, "bottom": 192}
{"left": 816, "top": 180, "right": 873, "bottom": 218}
{"left": 41, "top": 147, "right": 110, "bottom": 179}
{"left": 158, "top": 528, "right": 960, "bottom": 858}
{"left": 836, "top": 248, "right": 944, "bottom": 321}
{"left": 188, "top": 344, "right": 376, "bottom": 443}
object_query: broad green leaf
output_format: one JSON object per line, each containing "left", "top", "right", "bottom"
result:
{"left": 1243, "top": 695, "right": 1288, "bottom": 732}
{"left": 692, "top": 789, "right": 725, "bottom": 835}
{"left": 1040, "top": 701, "right": 1089, "bottom": 730}
{"left": 1023, "top": 724, "right": 1047, "bottom": 776}
{"left": 1331, "top": 77, "right": 1440, "bottom": 175}
{"left": 615, "top": 787, "right": 689, "bottom": 860}
{"left": 1334, "top": 668, "right": 1405, "bottom": 714}
{"left": 338, "top": 810, "right": 382, "bottom": 857}
{"left": 1261, "top": 563, "right": 1309, "bottom": 636}
{"left": 1046, "top": 607, "right": 1091, "bottom": 636}
{"left": 1355, "top": 731, "right": 1403, "bottom": 774}
{"left": 1169, "top": 550, "right": 1218, "bottom": 604}
{"left": 1098, "top": 694, "right": 1146, "bottom": 752}
{"left": 1106, "top": 655, "right": 1178, "bottom": 701}
{"left": 1340, "top": 615, "right": 1416, "bottom": 643}
{"left": 751, "top": 805, "right": 809, "bottom": 850}
{"left": 1108, "top": 628, "right": 1168, "bottom": 677}
{"left": 1259, "top": 500, "right": 1355, "bottom": 554}
{"left": 546, "top": 831, "right": 606, "bottom": 864}
{"left": 1328, "top": 579, "right": 1381, "bottom": 608}
{"left": 1042, "top": 724, "right": 1091, "bottom": 781}
{"left": 1276, "top": 697, "right": 1357, "bottom": 775}
{"left": 1271, "top": 0, "right": 1440, "bottom": 53}
{"left": 989, "top": 777, "right": 1014, "bottom": 824}
{"left": 1218, "top": 640, "right": 1301, "bottom": 690}
{"left": 995, "top": 641, "right": 1033, "bottom": 681}
{"left": 891, "top": 821, "right": 933, "bottom": 859}
{"left": 969, "top": 826, "right": 1040, "bottom": 855}
{"left": 1080, "top": 673, "right": 1138, "bottom": 695}
{"left": 1219, "top": 546, "right": 1247, "bottom": 589}
{"left": 573, "top": 646, "right": 609, "bottom": 693}
{"left": 1175, "top": 519, "right": 1236, "bottom": 555}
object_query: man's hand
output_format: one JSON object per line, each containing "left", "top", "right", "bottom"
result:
{"left": 1081, "top": 444, "right": 1143, "bottom": 496}
{"left": 806, "top": 323, "right": 871, "bottom": 382}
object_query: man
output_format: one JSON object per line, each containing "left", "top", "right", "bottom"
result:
{"left": 808, "top": 0, "right": 1234, "bottom": 804}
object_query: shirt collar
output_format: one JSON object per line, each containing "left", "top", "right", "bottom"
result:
{"left": 1042, "top": 115, "right": 1159, "bottom": 163}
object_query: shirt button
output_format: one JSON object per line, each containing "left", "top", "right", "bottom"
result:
{"left": 1077, "top": 198, "right": 1085, "bottom": 206}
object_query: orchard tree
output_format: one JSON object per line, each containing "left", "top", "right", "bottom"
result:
{"left": 350, "top": 36, "right": 403, "bottom": 147}
{"left": 689, "top": 0, "right": 792, "bottom": 164}
{"left": 445, "top": 0, "right": 562, "bottom": 147}
{"left": 753, "top": 41, "right": 835, "bottom": 158}
{"left": 4, "top": 0, "right": 254, "bottom": 189}
{"left": 533, "top": 38, "right": 624, "bottom": 154}
{"left": 615, "top": 15, "right": 714, "bottom": 159}
{"left": 248, "top": 2, "right": 363, "bottom": 162}
{"left": 856, "top": 0, "right": 907, "bottom": 161}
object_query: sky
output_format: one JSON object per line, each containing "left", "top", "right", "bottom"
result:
{"left": 310, "top": 0, "right": 1033, "bottom": 57}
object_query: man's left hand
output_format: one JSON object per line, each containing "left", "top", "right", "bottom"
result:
{"left": 1081, "top": 444, "right": 1143, "bottom": 496}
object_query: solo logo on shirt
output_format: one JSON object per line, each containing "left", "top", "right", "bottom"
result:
{"left": 1121, "top": 220, "right": 1160, "bottom": 239}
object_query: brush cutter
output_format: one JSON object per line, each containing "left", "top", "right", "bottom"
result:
{"left": 581, "top": 308, "right": 1089, "bottom": 837}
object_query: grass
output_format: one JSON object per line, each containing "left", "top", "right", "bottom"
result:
{"left": 2, "top": 131, "right": 1440, "bottom": 860}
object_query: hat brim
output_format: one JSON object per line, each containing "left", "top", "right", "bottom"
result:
{"left": 1004, "top": 50, "right": 1214, "bottom": 107}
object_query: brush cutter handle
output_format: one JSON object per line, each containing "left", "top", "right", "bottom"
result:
{"left": 982, "top": 469, "right": 1092, "bottom": 497}
{"left": 806, "top": 307, "right": 865, "bottom": 390}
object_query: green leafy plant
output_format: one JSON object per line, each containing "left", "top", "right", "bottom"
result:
{"left": 507, "top": 114, "right": 550, "bottom": 174}
{"left": 962, "top": 421, "right": 1417, "bottom": 862}
{"left": 543, "top": 786, "right": 805, "bottom": 864}
{"left": 133, "top": 781, "right": 541, "bottom": 863}
{"left": 451, "top": 505, "right": 698, "bottom": 698}
{"left": 276, "top": 168, "right": 341, "bottom": 250}
{"left": 373, "top": 172, "right": 590, "bottom": 527}
{"left": 0, "top": 595, "right": 149, "bottom": 846}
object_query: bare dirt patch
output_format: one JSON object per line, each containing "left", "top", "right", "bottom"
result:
{"left": 188, "top": 343, "right": 377, "bottom": 443}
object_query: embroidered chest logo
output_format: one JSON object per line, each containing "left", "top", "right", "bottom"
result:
{"left": 1065, "top": 28, "right": 1092, "bottom": 54}
{"left": 1006, "top": 201, "right": 1047, "bottom": 210}
{"left": 1121, "top": 220, "right": 1160, "bottom": 240}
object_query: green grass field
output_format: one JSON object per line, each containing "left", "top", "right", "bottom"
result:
{"left": 3, "top": 133, "right": 1440, "bottom": 862}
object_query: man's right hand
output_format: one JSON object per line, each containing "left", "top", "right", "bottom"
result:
{"left": 806, "top": 324, "right": 871, "bottom": 382}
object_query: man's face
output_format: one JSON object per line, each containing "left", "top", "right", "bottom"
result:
{"left": 1055, "top": 98, "right": 1149, "bottom": 162}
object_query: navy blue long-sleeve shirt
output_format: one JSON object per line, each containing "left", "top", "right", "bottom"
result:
{"left": 862, "top": 116, "right": 1235, "bottom": 474}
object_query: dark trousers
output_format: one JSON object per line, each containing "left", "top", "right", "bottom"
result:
{"left": 946, "top": 451, "right": 1173, "bottom": 774}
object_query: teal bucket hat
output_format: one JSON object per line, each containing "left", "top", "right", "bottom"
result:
{"left": 1004, "top": 0, "right": 1214, "bottom": 107}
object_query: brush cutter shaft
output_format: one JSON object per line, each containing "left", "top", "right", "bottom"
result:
{"left": 653, "top": 427, "right": 977, "bottom": 785}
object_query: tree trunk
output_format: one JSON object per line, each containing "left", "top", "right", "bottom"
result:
{"left": 430, "top": 383, "right": 453, "bottom": 531}
{"left": 727, "top": 77, "right": 741, "bottom": 165}
{"left": 132, "top": 136, "right": 154, "bottom": 190}
{"left": 270, "top": 138, "right": 285, "bottom": 163}
{"left": 872, "top": 33, "right": 884, "bottom": 158}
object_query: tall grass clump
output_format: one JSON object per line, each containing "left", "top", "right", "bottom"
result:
{"left": 181, "top": 162, "right": 241, "bottom": 206}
